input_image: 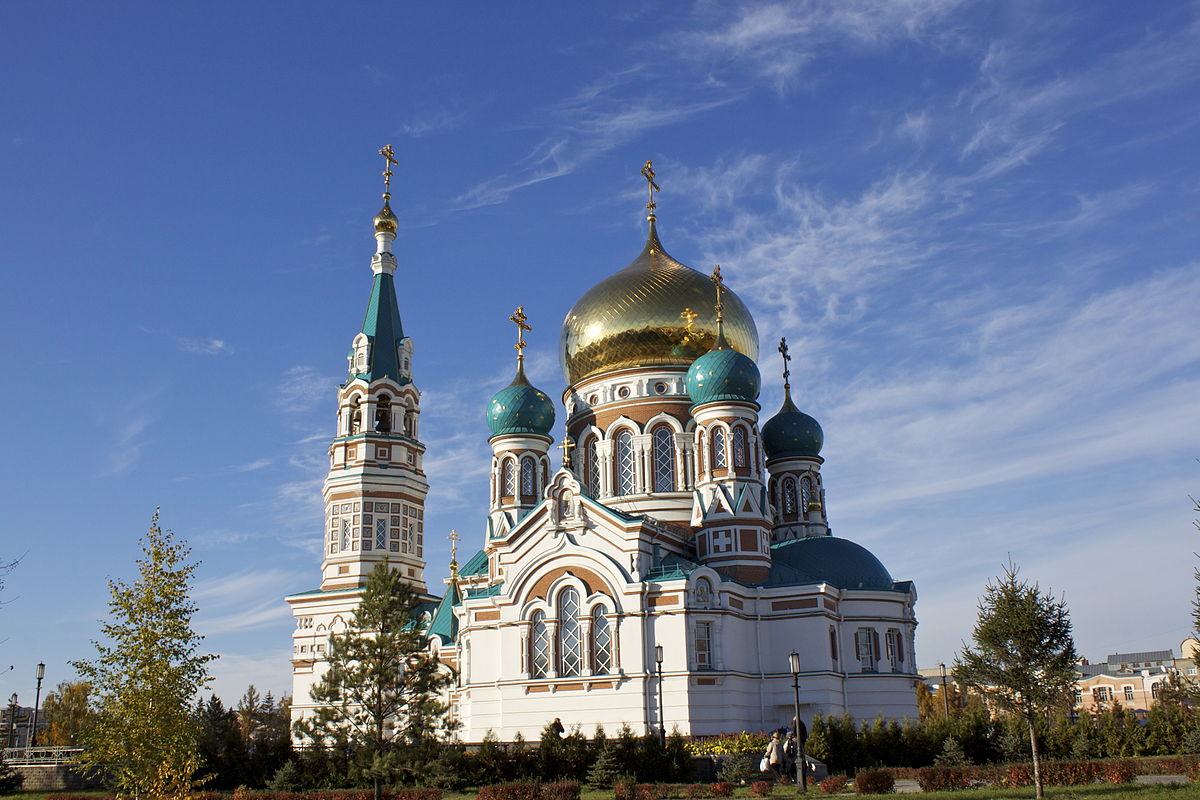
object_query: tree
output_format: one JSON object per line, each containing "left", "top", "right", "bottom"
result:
{"left": 294, "top": 561, "right": 454, "bottom": 800}
{"left": 954, "top": 562, "right": 1076, "bottom": 800}
{"left": 41, "top": 681, "right": 95, "bottom": 746}
{"left": 72, "top": 511, "right": 215, "bottom": 800}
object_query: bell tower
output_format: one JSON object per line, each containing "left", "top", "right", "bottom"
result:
{"left": 320, "top": 145, "right": 428, "bottom": 592}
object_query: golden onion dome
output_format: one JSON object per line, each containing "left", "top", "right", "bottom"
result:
{"left": 560, "top": 221, "right": 759, "bottom": 386}
{"left": 374, "top": 196, "right": 398, "bottom": 234}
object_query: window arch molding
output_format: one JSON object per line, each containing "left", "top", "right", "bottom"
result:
{"left": 602, "top": 415, "right": 643, "bottom": 438}
{"left": 643, "top": 411, "right": 684, "bottom": 434}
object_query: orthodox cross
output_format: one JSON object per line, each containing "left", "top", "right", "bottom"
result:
{"left": 710, "top": 265, "right": 726, "bottom": 321}
{"left": 778, "top": 337, "right": 792, "bottom": 393}
{"left": 557, "top": 435, "right": 576, "bottom": 469}
{"left": 641, "top": 159, "right": 660, "bottom": 214}
{"left": 378, "top": 144, "right": 398, "bottom": 197}
{"left": 680, "top": 306, "right": 699, "bottom": 331}
{"left": 448, "top": 529, "right": 460, "bottom": 567}
{"left": 509, "top": 306, "right": 532, "bottom": 362}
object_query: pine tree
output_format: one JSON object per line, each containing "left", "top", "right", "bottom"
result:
{"left": 294, "top": 561, "right": 454, "bottom": 800}
{"left": 72, "top": 511, "right": 215, "bottom": 800}
{"left": 586, "top": 744, "right": 621, "bottom": 787}
{"left": 954, "top": 561, "right": 1076, "bottom": 800}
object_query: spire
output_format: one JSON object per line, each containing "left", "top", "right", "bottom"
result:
{"left": 777, "top": 336, "right": 799, "bottom": 412}
{"left": 641, "top": 159, "right": 664, "bottom": 254}
{"left": 710, "top": 264, "right": 730, "bottom": 350}
{"left": 372, "top": 145, "right": 399, "bottom": 270}
{"left": 353, "top": 146, "right": 407, "bottom": 383}
{"left": 448, "top": 529, "right": 460, "bottom": 578}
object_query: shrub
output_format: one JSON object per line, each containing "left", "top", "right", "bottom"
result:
{"left": 633, "top": 785, "right": 669, "bottom": 800}
{"left": 540, "top": 782, "right": 580, "bottom": 800}
{"left": 1189, "top": 760, "right": 1200, "bottom": 784}
{"left": 615, "top": 779, "right": 636, "bottom": 800}
{"left": 818, "top": 776, "right": 848, "bottom": 795}
{"left": 1001, "top": 764, "right": 1033, "bottom": 787}
{"left": 915, "top": 766, "right": 970, "bottom": 791}
{"left": 749, "top": 781, "right": 773, "bottom": 797}
{"left": 477, "top": 783, "right": 542, "bottom": 800}
{"left": 710, "top": 783, "right": 734, "bottom": 798}
{"left": 852, "top": 769, "right": 894, "bottom": 794}
{"left": 683, "top": 784, "right": 710, "bottom": 799}
{"left": 1041, "top": 760, "right": 1097, "bottom": 786}
{"left": 1100, "top": 760, "right": 1135, "bottom": 784}
{"left": 716, "top": 753, "right": 759, "bottom": 784}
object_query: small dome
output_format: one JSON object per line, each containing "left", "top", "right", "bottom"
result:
{"left": 559, "top": 221, "right": 758, "bottom": 385}
{"left": 486, "top": 363, "right": 555, "bottom": 438}
{"left": 686, "top": 346, "right": 761, "bottom": 406}
{"left": 762, "top": 393, "right": 823, "bottom": 459}
{"left": 374, "top": 197, "right": 398, "bottom": 234}
{"left": 766, "top": 536, "right": 894, "bottom": 590}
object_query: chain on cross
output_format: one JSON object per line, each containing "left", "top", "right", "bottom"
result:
{"left": 379, "top": 144, "right": 398, "bottom": 197}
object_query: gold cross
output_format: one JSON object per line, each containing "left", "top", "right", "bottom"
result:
{"left": 680, "top": 307, "right": 699, "bottom": 330}
{"left": 509, "top": 306, "right": 532, "bottom": 360}
{"left": 778, "top": 337, "right": 792, "bottom": 391}
{"left": 558, "top": 436, "right": 576, "bottom": 469}
{"left": 379, "top": 144, "right": 398, "bottom": 196}
{"left": 641, "top": 159, "right": 660, "bottom": 213}
{"left": 448, "top": 529, "right": 460, "bottom": 564}
{"left": 710, "top": 265, "right": 726, "bottom": 319}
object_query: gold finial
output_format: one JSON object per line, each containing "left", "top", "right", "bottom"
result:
{"left": 680, "top": 307, "right": 699, "bottom": 343}
{"left": 778, "top": 337, "right": 792, "bottom": 395}
{"left": 448, "top": 529, "right": 461, "bottom": 574}
{"left": 641, "top": 159, "right": 660, "bottom": 219}
{"left": 558, "top": 434, "right": 576, "bottom": 470}
{"left": 509, "top": 305, "right": 532, "bottom": 365}
{"left": 379, "top": 144, "right": 398, "bottom": 199}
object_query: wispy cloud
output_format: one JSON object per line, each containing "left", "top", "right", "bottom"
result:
{"left": 398, "top": 104, "right": 467, "bottom": 138}
{"left": 178, "top": 337, "right": 233, "bottom": 356}
{"left": 231, "top": 458, "right": 272, "bottom": 473}
{"left": 195, "top": 568, "right": 303, "bottom": 635}
{"left": 99, "top": 416, "right": 153, "bottom": 478}
{"left": 277, "top": 366, "right": 336, "bottom": 414}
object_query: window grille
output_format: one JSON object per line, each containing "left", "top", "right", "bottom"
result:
{"left": 530, "top": 612, "right": 550, "bottom": 678}
{"left": 616, "top": 431, "right": 635, "bottom": 495}
{"left": 521, "top": 458, "right": 535, "bottom": 496}
{"left": 558, "top": 588, "right": 582, "bottom": 676}
{"left": 712, "top": 428, "right": 727, "bottom": 469}
{"left": 586, "top": 438, "right": 600, "bottom": 496}
{"left": 652, "top": 427, "right": 675, "bottom": 492}
{"left": 502, "top": 459, "right": 515, "bottom": 497}
{"left": 733, "top": 427, "right": 747, "bottom": 467}
{"left": 375, "top": 518, "right": 387, "bottom": 550}
{"left": 782, "top": 477, "right": 797, "bottom": 515}
{"left": 592, "top": 607, "right": 612, "bottom": 674}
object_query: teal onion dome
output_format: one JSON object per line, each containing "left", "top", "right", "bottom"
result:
{"left": 762, "top": 392, "right": 823, "bottom": 459}
{"left": 686, "top": 346, "right": 761, "bottom": 406}
{"left": 765, "top": 536, "right": 895, "bottom": 590}
{"left": 486, "top": 362, "right": 555, "bottom": 438}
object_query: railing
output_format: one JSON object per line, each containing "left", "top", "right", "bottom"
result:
{"left": 1, "top": 746, "right": 83, "bottom": 765}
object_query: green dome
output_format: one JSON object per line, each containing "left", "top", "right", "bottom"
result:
{"left": 765, "top": 536, "right": 895, "bottom": 590}
{"left": 686, "top": 345, "right": 760, "bottom": 406}
{"left": 762, "top": 393, "right": 823, "bottom": 459}
{"left": 486, "top": 363, "right": 555, "bottom": 438}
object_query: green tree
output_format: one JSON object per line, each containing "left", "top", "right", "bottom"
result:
{"left": 72, "top": 512, "right": 214, "bottom": 799}
{"left": 40, "top": 681, "right": 95, "bottom": 746}
{"left": 294, "top": 561, "right": 454, "bottom": 800}
{"left": 954, "top": 562, "right": 1077, "bottom": 800}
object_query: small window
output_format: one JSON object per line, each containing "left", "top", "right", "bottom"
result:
{"left": 1074, "top": 689, "right": 1082, "bottom": 704}
{"left": 695, "top": 621, "right": 713, "bottom": 670}
{"left": 782, "top": 477, "right": 797, "bottom": 516}
{"left": 1123, "top": 686, "right": 1135, "bottom": 702}
{"left": 530, "top": 611, "right": 549, "bottom": 678}
{"left": 502, "top": 459, "right": 516, "bottom": 497}
{"left": 886, "top": 629, "right": 905, "bottom": 670}
{"left": 829, "top": 627, "right": 839, "bottom": 662}
{"left": 592, "top": 606, "right": 612, "bottom": 675}
{"left": 615, "top": 430, "right": 635, "bottom": 495}
{"left": 617, "top": 386, "right": 631, "bottom": 399}
{"left": 733, "top": 427, "right": 748, "bottom": 468}
{"left": 1152, "top": 683, "right": 1162, "bottom": 699}
{"left": 558, "top": 588, "right": 582, "bottom": 677}
{"left": 653, "top": 382, "right": 668, "bottom": 395}
{"left": 711, "top": 428, "right": 727, "bottom": 469}
{"left": 856, "top": 628, "right": 878, "bottom": 673}
{"left": 652, "top": 426, "right": 675, "bottom": 492}
{"left": 1092, "top": 686, "right": 1111, "bottom": 702}
{"left": 521, "top": 457, "right": 535, "bottom": 496}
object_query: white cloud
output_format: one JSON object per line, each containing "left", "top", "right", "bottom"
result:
{"left": 99, "top": 416, "right": 152, "bottom": 478}
{"left": 232, "top": 458, "right": 272, "bottom": 473}
{"left": 178, "top": 337, "right": 232, "bottom": 355}
{"left": 276, "top": 366, "right": 336, "bottom": 414}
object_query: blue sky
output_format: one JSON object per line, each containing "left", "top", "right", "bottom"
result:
{"left": 2, "top": 1, "right": 1198, "bottom": 705}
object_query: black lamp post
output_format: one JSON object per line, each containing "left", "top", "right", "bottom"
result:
{"left": 789, "top": 651, "right": 806, "bottom": 793}
{"left": 655, "top": 643, "right": 666, "bottom": 746}
{"left": 939, "top": 662, "right": 949, "bottom": 716}
{"left": 31, "top": 662, "right": 45, "bottom": 747}
{"left": 6, "top": 693, "right": 18, "bottom": 748}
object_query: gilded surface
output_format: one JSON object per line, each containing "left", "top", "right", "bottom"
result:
{"left": 559, "top": 224, "right": 759, "bottom": 385}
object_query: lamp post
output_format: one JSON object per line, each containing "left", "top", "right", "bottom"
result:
{"left": 31, "top": 661, "right": 45, "bottom": 747}
{"left": 6, "top": 693, "right": 17, "bottom": 748}
{"left": 789, "top": 651, "right": 806, "bottom": 793}
{"left": 939, "top": 662, "right": 949, "bottom": 716}
{"left": 655, "top": 643, "right": 666, "bottom": 746}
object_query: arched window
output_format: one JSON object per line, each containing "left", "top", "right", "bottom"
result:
{"left": 733, "top": 427, "right": 748, "bottom": 468}
{"left": 782, "top": 477, "right": 797, "bottom": 516}
{"left": 711, "top": 428, "right": 727, "bottom": 469}
{"left": 592, "top": 606, "right": 612, "bottom": 674}
{"left": 558, "top": 588, "right": 582, "bottom": 676}
{"left": 349, "top": 399, "right": 362, "bottom": 435}
{"left": 530, "top": 611, "right": 550, "bottom": 678}
{"left": 586, "top": 437, "right": 600, "bottom": 496}
{"left": 615, "top": 430, "right": 635, "bottom": 495}
{"left": 801, "top": 477, "right": 813, "bottom": 513}
{"left": 652, "top": 426, "right": 675, "bottom": 492}
{"left": 375, "top": 396, "right": 392, "bottom": 432}
{"left": 502, "top": 459, "right": 516, "bottom": 498}
{"left": 521, "top": 457, "right": 535, "bottom": 497}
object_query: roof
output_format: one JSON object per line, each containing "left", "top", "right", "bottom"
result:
{"left": 459, "top": 549, "right": 488, "bottom": 577}
{"left": 1107, "top": 650, "right": 1173, "bottom": 664}
{"left": 353, "top": 271, "right": 407, "bottom": 383}
{"left": 426, "top": 585, "right": 458, "bottom": 644}
{"left": 466, "top": 582, "right": 505, "bottom": 599}
{"left": 759, "top": 535, "right": 900, "bottom": 591}
{"left": 644, "top": 552, "right": 701, "bottom": 582}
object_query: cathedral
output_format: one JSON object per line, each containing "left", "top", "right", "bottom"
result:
{"left": 286, "top": 154, "right": 919, "bottom": 741}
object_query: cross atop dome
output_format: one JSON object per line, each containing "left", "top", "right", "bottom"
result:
{"left": 641, "top": 159, "right": 660, "bottom": 221}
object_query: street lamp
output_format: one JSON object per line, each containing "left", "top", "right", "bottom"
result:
{"left": 31, "top": 662, "right": 45, "bottom": 747}
{"left": 789, "top": 651, "right": 806, "bottom": 793}
{"left": 655, "top": 644, "right": 665, "bottom": 746}
{"left": 939, "top": 662, "right": 949, "bottom": 716}
{"left": 6, "top": 693, "right": 18, "bottom": 748}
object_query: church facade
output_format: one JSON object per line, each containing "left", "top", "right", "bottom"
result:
{"left": 287, "top": 159, "right": 919, "bottom": 741}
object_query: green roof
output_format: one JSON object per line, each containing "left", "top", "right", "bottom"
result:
{"left": 466, "top": 581, "right": 505, "bottom": 598}
{"left": 643, "top": 553, "right": 701, "bottom": 582}
{"left": 761, "top": 535, "right": 898, "bottom": 591}
{"left": 427, "top": 584, "right": 459, "bottom": 644}
{"left": 459, "top": 549, "right": 488, "bottom": 577}
{"left": 353, "top": 271, "right": 408, "bottom": 383}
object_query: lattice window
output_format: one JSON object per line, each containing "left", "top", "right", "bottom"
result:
{"left": 375, "top": 518, "right": 387, "bottom": 550}
{"left": 652, "top": 426, "right": 675, "bottom": 492}
{"left": 521, "top": 457, "right": 535, "bottom": 496}
{"left": 712, "top": 428, "right": 727, "bottom": 469}
{"left": 587, "top": 438, "right": 600, "bottom": 496}
{"left": 558, "top": 587, "right": 582, "bottom": 677}
{"left": 340, "top": 518, "right": 351, "bottom": 552}
{"left": 592, "top": 606, "right": 612, "bottom": 675}
{"left": 530, "top": 611, "right": 550, "bottom": 678}
{"left": 801, "top": 476, "right": 813, "bottom": 512}
{"left": 733, "top": 426, "right": 747, "bottom": 468}
{"left": 502, "top": 459, "right": 516, "bottom": 497}
{"left": 615, "top": 431, "right": 635, "bottom": 495}
{"left": 782, "top": 477, "right": 797, "bottom": 515}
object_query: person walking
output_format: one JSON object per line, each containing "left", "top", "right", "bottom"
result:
{"left": 763, "top": 730, "right": 786, "bottom": 781}
{"left": 783, "top": 731, "right": 798, "bottom": 783}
